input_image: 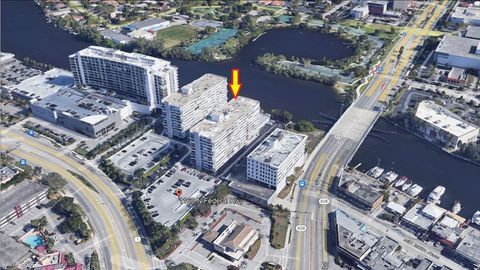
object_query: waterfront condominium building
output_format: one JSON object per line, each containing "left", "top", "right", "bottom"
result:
{"left": 189, "top": 97, "right": 263, "bottom": 173}
{"left": 247, "top": 128, "right": 307, "bottom": 192}
{"left": 161, "top": 74, "right": 228, "bottom": 138}
{"left": 69, "top": 46, "right": 178, "bottom": 110}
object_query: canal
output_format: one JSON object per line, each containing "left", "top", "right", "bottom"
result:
{"left": 2, "top": 0, "right": 478, "bottom": 217}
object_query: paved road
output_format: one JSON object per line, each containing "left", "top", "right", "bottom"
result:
{"left": 1, "top": 129, "right": 155, "bottom": 270}
{"left": 287, "top": 2, "right": 448, "bottom": 270}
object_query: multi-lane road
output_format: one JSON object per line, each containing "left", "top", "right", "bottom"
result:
{"left": 0, "top": 128, "right": 154, "bottom": 270}
{"left": 288, "top": 2, "right": 448, "bottom": 269}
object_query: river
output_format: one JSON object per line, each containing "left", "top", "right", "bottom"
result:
{"left": 2, "top": 0, "right": 478, "bottom": 217}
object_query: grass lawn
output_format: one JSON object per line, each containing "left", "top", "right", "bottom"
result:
{"left": 341, "top": 19, "right": 400, "bottom": 41}
{"left": 156, "top": 25, "right": 199, "bottom": 48}
{"left": 246, "top": 239, "right": 261, "bottom": 259}
{"left": 270, "top": 208, "right": 290, "bottom": 249}
{"left": 168, "top": 263, "right": 198, "bottom": 270}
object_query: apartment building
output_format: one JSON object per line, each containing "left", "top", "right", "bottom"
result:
{"left": 247, "top": 128, "right": 307, "bottom": 192}
{"left": 69, "top": 46, "right": 178, "bottom": 110}
{"left": 190, "top": 97, "right": 262, "bottom": 173}
{"left": 161, "top": 74, "right": 227, "bottom": 138}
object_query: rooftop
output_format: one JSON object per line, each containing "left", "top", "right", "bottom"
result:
{"left": 33, "top": 88, "right": 127, "bottom": 125}
{"left": 0, "top": 180, "right": 48, "bottom": 215}
{"left": 455, "top": 227, "right": 480, "bottom": 264}
{"left": 100, "top": 29, "right": 134, "bottom": 43}
{"left": 71, "top": 46, "right": 173, "bottom": 70}
{"left": 415, "top": 100, "right": 479, "bottom": 138}
{"left": 220, "top": 223, "right": 255, "bottom": 251}
{"left": 402, "top": 203, "right": 446, "bottom": 231}
{"left": 431, "top": 215, "right": 464, "bottom": 243}
{"left": 190, "top": 97, "right": 259, "bottom": 139}
{"left": 126, "top": 17, "right": 168, "bottom": 30}
{"left": 162, "top": 74, "right": 226, "bottom": 106}
{"left": 465, "top": 25, "right": 480, "bottom": 39}
{"left": 4, "top": 68, "right": 74, "bottom": 101}
{"left": 248, "top": 128, "right": 307, "bottom": 167}
{"left": 452, "top": 6, "right": 480, "bottom": 21}
{"left": 435, "top": 35, "right": 480, "bottom": 60}
{"left": 342, "top": 180, "right": 383, "bottom": 206}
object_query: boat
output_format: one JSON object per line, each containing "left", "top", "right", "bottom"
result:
{"left": 473, "top": 211, "right": 480, "bottom": 226}
{"left": 394, "top": 176, "right": 408, "bottom": 188}
{"left": 401, "top": 179, "right": 413, "bottom": 191}
{"left": 451, "top": 201, "right": 461, "bottom": 214}
{"left": 367, "top": 166, "right": 384, "bottom": 179}
{"left": 427, "top": 186, "right": 446, "bottom": 204}
{"left": 381, "top": 171, "right": 398, "bottom": 184}
{"left": 407, "top": 184, "right": 423, "bottom": 197}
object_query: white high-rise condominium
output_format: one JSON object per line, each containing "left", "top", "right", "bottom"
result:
{"left": 247, "top": 128, "right": 307, "bottom": 192}
{"left": 69, "top": 46, "right": 178, "bottom": 110}
{"left": 161, "top": 74, "right": 228, "bottom": 138}
{"left": 189, "top": 97, "right": 263, "bottom": 173}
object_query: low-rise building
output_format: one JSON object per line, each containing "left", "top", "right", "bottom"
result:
{"left": 247, "top": 128, "right": 307, "bottom": 193}
{"left": 451, "top": 6, "right": 480, "bottom": 26}
{"left": 0, "top": 166, "right": 17, "bottom": 185}
{"left": 31, "top": 88, "right": 132, "bottom": 138}
{"left": 100, "top": 29, "right": 133, "bottom": 45}
{"left": 401, "top": 203, "right": 446, "bottom": 233}
{"left": 351, "top": 5, "right": 369, "bottom": 19}
{"left": 430, "top": 214, "right": 465, "bottom": 248}
{"left": 190, "top": 97, "right": 263, "bottom": 173}
{"left": 161, "top": 74, "right": 228, "bottom": 138}
{"left": 127, "top": 29, "right": 156, "bottom": 40}
{"left": 465, "top": 25, "right": 480, "bottom": 40}
{"left": 446, "top": 67, "right": 468, "bottom": 85}
{"left": 450, "top": 227, "right": 480, "bottom": 269}
{"left": 124, "top": 18, "right": 169, "bottom": 32}
{"left": 33, "top": 251, "right": 83, "bottom": 270}
{"left": 210, "top": 222, "right": 259, "bottom": 261}
{"left": 337, "top": 174, "right": 384, "bottom": 212}
{"left": 435, "top": 35, "right": 480, "bottom": 70}
{"left": 414, "top": 100, "right": 479, "bottom": 150}
{"left": 0, "top": 180, "right": 48, "bottom": 228}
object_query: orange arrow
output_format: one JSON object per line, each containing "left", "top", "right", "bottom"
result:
{"left": 229, "top": 68, "right": 242, "bottom": 99}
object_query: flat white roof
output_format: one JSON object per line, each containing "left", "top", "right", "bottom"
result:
{"left": 248, "top": 128, "right": 306, "bottom": 168}
{"left": 190, "top": 97, "right": 259, "bottom": 139}
{"left": 71, "top": 46, "right": 173, "bottom": 70}
{"left": 5, "top": 68, "right": 74, "bottom": 101}
{"left": 162, "top": 74, "right": 226, "bottom": 106}
{"left": 415, "top": 100, "right": 479, "bottom": 138}
{"left": 435, "top": 35, "right": 480, "bottom": 60}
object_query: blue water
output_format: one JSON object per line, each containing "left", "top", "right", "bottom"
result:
{"left": 24, "top": 235, "right": 44, "bottom": 248}
{"left": 187, "top": 28, "right": 237, "bottom": 55}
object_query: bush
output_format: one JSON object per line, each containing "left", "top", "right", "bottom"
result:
{"left": 294, "top": 120, "right": 316, "bottom": 132}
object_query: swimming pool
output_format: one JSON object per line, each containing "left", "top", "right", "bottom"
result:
{"left": 23, "top": 234, "right": 44, "bottom": 248}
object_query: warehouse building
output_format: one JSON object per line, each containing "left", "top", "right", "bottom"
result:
{"left": 31, "top": 88, "right": 132, "bottom": 138}
{"left": 190, "top": 97, "right": 263, "bottom": 173}
{"left": 246, "top": 128, "right": 307, "bottom": 193}
{"left": 414, "top": 100, "right": 479, "bottom": 150}
{"left": 435, "top": 35, "right": 480, "bottom": 70}
{"left": 0, "top": 181, "right": 48, "bottom": 228}
{"left": 161, "top": 74, "right": 228, "bottom": 138}
{"left": 69, "top": 46, "right": 178, "bottom": 111}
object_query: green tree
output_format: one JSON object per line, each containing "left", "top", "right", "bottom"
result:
{"left": 294, "top": 120, "right": 316, "bottom": 132}
{"left": 41, "top": 173, "right": 67, "bottom": 190}
{"left": 31, "top": 216, "right": 48, "bottom": 229}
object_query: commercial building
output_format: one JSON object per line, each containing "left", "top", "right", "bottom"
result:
{"left": 435, "top": 35, "right": 480, "bottom": 70}
{"left": 31, "top": 88, "right": 132, "bottom": 138}
{"left": 247, "top": 128, "right": 306, "bottom": 192}
{"left": 210, "top": 222, "right": 259, "bottom": 261}
{"left": 351, "top": 5, "right": 369, "bottom": 19}
{"left": 367, "top": 0, "right": 388, "bottom": 16}
{"left": 0, "top": 166, "right": 17, "bottom": 185}
{"left": 127, "top": 29, "right": 156, "bottom": 40}
{"left": 69, "top": 46, "right": 178, "bottom": 110}
{"left": 0, "top": 180, "right": 48, "bottom": 228}
{"left": 162, "top": 74, "right": 227, "bottom": 138}
{"left": 337, "top": 175, "right": 384, "bottom": 212}
{"left": 451, "top": 6, "right": 480, "bottom": 26}
{"left": 401, "top": 203, "right": 446, "bottom": 233}
{"left": 392, "top": 0, "right": 409, "bottom": 12}
{"left": 123, "top": 18, "right": 170, "bottom": 32}
{"left": 446, "top": 67, "right": 468, "bottom": 85}
{"left": 430, "top": 214, "right": 465, "bottom": 248}
{"left": 33, "top": 251, "right": 83, "bottom": 270}
{"left": 99, "top": 29, "right": 133, "bottom": 45}
{"left": 190, "top": 97, "right": 263, "bottom": 173}
{"left": 2, "top": 68, "right": 74, "bottom": 102}
{"left": 414, "top": 100, "right": 479, "bottom": 150}
{"left": 450, "top": 227, "right": 480, "bottom": 269}
{"left": 465, "top": 25, "right": 480, "bottom": 40}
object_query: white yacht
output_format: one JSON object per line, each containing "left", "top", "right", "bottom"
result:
{"left": 473, "top": 211, "right": 480, "bottom": 226}
{"left": 427, "top": 186, "right": 446, "bottom": 204}
{"left": 367, "top": 166, "right": 384, "bottom": 179}
{"left": 451, "top": 201, "right": 461, "bottom": 215}
{"left": 381, "top": 171, "right": 398, "bottom": 184}
{"left": 401, "top": 179, "right": 413, "bottom": 191}
{"left": 394, "top": 176, "right": 408, "bottom": 188}
{"left": 407, "top": 184, "right": 423, "bottom": 197}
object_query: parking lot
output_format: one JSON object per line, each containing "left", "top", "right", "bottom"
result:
{"left": 109, "top": 130, "right": 171, "bottom": 175}
{"left": 142, "top": 164, "right": 217, "bottom": 227}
